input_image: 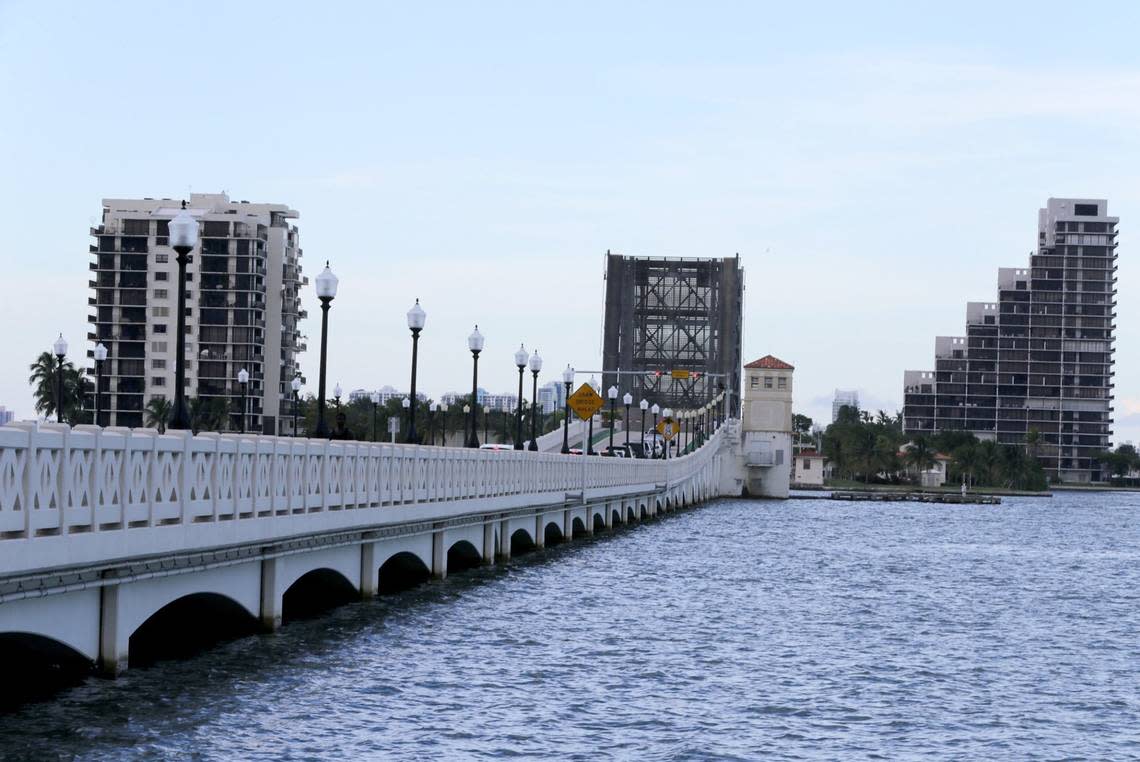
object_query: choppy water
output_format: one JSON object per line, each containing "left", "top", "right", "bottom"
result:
{"left": 3, "top": 492, "right": 1140, "bottom": 760}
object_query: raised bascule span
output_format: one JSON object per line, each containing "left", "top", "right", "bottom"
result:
{"left": 0, "top": 419, "right": 739, "bottom": 675}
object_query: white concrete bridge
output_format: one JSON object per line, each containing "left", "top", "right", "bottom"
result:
{"left": 0, "top": 420, "right": 737, "bottom": 677}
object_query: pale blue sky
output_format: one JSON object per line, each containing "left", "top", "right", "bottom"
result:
{"left": 1, "top": 1, "right": 1138, "bottom": 441}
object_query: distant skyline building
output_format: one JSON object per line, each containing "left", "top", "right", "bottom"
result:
{"left": 602, "top": 252, "right": 743, "bottom": 413}
{"left": 88, "top": 193, "right": 304, "bottom": 432}
{"left": 831, "top": 389, "right": 859, "bottom": 422}
{"left": 0, "top": 406, "right": 12, "bottom": 426}
{"left": 904, "top": 198, "right": 1118, "bottom": 482}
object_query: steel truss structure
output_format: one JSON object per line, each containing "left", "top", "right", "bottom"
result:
{"left": 602, "top": 252, "right": 743, "bottom": 412}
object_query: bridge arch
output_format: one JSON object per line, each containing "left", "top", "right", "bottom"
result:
{"left": 377, "top": 551, "right": 431, "bottom": 593}
{"left": 0, "top": 632, "right": 93, "bottom": 710}
{"left": 610, "top": 506, "right": 623, "bottom": 527}
{"left": 592, "top": 511, "right": 606, "bottom": 532}
{"left": 572, "top": 516, "right": 586, "bottom": 537}
{"left": 129, "top": 591, "right": 259, "bottom": 668}
{"left": 544, "top": 521, "right": 564, "bottom": 546}
{"left": 282, "top": 567, "right": 358, "bottom": 623}
{"left": 626, "top": 505, "right": 636, "bottom": 523}
{"left": 447, "top": 539, "right": 482, "bottom": 575}
{"left": 510, "top": 527, "right": 537, "bottom": 556}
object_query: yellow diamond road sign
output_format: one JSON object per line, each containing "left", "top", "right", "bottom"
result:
{"left": 670, "top": 369, "right": 690, "bottom": 379}
{"left": 656, "top": 419, "right": 679, "bottom": 440}
{"left": 567, "top": 383, "right": 605, "bottom": 421}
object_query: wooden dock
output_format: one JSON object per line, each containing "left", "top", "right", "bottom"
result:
{"left": 830, "top": 491, "right": 1001, "bottom": 505}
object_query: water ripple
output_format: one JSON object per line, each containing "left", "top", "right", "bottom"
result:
{"left": 2, "top": 493, "right": 1140, "bottom": 759}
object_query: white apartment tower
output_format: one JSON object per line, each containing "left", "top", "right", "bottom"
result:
{"left": 88, "top": 193, "right": 306, "bottom": 432}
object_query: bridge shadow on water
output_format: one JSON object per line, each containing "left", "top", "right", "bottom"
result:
{"left": 0, "top": 505, "right": 678, "bottom": 715}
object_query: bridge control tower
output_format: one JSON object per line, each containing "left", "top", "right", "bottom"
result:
{"left": 739, "top": 355, "right": 794, "bottom": 498}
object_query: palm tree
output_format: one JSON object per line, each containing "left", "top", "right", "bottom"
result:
{"left": 1025, "top": 427, "right": 1041, "bottom": 461}
{"left": 28, "top": 351, "right": 89, "bottom": 423}
{"left": 974, "top": 440, "right": 1001, "bottom": 486}
{"left": 904, "top": 436, "right": 937, "bottom": 485}
{"left": 952, "top": 441, "right": 979, "bottom": 487}
{"left": 144, "top": 398, "right": 172, "bottom": 433}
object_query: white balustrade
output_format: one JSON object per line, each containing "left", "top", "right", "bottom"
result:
{"left": 0, "top": 422, "right": 722, "bottom": 545}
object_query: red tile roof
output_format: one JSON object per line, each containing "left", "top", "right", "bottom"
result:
{"left": 744, "top": 355, "right": 794, "bottom": 370}
{"left": 796, "top": 449, "right": 823, "bottom": 458}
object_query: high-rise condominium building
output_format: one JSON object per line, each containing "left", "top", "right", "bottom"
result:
{"left": 88, "top": 193, "right": 305, "bottom": 432}
{"left": 832, "top": 389, "right": 859, "bottom": 422}
{"left": 904, "top": 198, "right": 1117, "bottom": 482}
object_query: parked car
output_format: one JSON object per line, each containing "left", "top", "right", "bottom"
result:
{"left": 602, "top": 445, "right": 632, "bottom": 458}
{"left": 478, "top": 443, "right": 512, "bottom": 451}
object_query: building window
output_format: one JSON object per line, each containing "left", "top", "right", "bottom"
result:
{"left": 151, "top": 341, "right": 167, "bottom": 352}
{"left": 750, "top": 377, "right": 759, "bottom": 389}
{"left": 777, "top": 377, "right": 787, "bottom": 390}
{"left": 154, "top": 324, "right": 167, "bottom": 334}
{"left": 804, "top": 459, "right": 812, "bottom": 470}
{"left": 152, "top": 307, "right": 169, "bottom": 317}
{"left": 155, "top": 271, "right": 168, "bottom": 281}
{"left": 764, "top": 376, "right": 774, "bottom": 389}
{"left": 154, "top": 289, "right": 168, "bottom": 299}
{"left": 156, "top": 253, "right": 169, "bottom": 263}
{"left": 1074, "top": 203, "right": 1098, "bottom": 216}
{"left": 152, "top": 359, "right": 166, "bottom": 369}
{"left": 151, "top": 377, "right": 166, "bottom": 386}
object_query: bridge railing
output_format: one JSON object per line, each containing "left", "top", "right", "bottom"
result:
{"left": 0, "top": 422, "right": 723, "bottom": 543}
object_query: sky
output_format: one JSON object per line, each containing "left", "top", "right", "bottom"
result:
{"left": 1, "top": 1, "right": 1138, "bottom": 442}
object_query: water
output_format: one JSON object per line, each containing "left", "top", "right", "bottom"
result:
{"left": 3, "top": 492, "right": 1140, "bottom": 760}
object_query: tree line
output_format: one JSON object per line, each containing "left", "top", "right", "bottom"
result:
{"left": 819, "top": 405, "right": 1049, "bottom": 491}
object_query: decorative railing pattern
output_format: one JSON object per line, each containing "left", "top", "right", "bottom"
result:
{"left": 0, "top": 423, "right": 723, "bottom": 541}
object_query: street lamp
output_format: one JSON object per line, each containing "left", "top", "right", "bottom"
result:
{"left": 313, "top": 262, "right": 338, "bottom": 437}
{"left": 333, "top": 382, "right": 342, "bottom": 409}
{"left": 623, "top": 392, "right": 633, "bottom": 448}
{"left": 93, "top": 341, "right": 108, "bottom": 427}
{"left": 52, "top": 334, "right": 68, "bottom": 424}
{"left": 463, "top": 403, "right": 471, "bottom": 445}
{"left": 401, "top": 396, "right": 410, "bottom": 441}
{"left": 370, "top": 391, "right": 380, "bottom": 441}
{"left": 237, "top": 368, "right": 249, "bottom": 434}
{"left": 651, "top": 403, "right": 660, "bottom": 459}
{"left": 513, "top": 344, "right": 528, "bottom": 450}
{"left": 440, "top": 402, "right": 449, "bottom": 446}
{"left": 528, "top": 350, "right": 542, "bottom": 451}
{"left": 167, "top": 201, "right": 198, "bottom": 430}
{"left": 639, "top": 398, "right": 648, "bottom": 457}
{"left": 406, "top": 299, "right": 426, "bottom": 444}
{"left": 429, "top": 402, "right": 438, "bottom": 446}
{"left": 291, "top": 376, "right": 302, "bottom": 436}
{"left": 606, "top": 385, "right": 618, "bottom": 452}
{"left": 662, "top": 407, "right": 673, "bottom": 460}
{"left": 561, "top": 365, "right": 574, "bottom": 454}
{"left": 466, "top": 325, "right": 483, "bottom": 448}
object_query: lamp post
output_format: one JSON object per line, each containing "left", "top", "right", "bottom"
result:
{"left": 606, "top": 385, "right": 618, "bottom": 452}
{"left": 623, "top": 392, "right": 633, "bottom": 448}
{"left": 52, "top": 334, "right": 68, "bottom": 424}
{"left": 370, "top": 392, "right": 380, "bottom": 441}
{"left": 401, "top": 396, "right": 410, "bottom": 440}
{"left": 466, "top": 325, "right": 483, "bottom": 448}
{"left": 528, "top": 350, "right": 542, "bottom": 451}
{"left": 513, "top": 344, "right": 528, "bottom": 450}
{"left": 406, "top": 299, "right": 426, "bottom": 444}
{"left": 463, "top": 404, "right": 471, "bottom": 445}
{"left": 167, "top": 202, "right": 198, "bottom": 430}
{"left": 93, "top": 341, "right": 107, "bottom": 427}
{"left": 484, "top": 403, "right": 490, "bottom": 443}
{"left": 440, "top": 402, "right": 448, "bottom": 446}
{"left": 237, "top": 368, "right": 249, "bottom": 434}
{"left": 428, "top": 402, "right": 438, "bottom": 446}
{"left": 313, "top": 262, "right": 338, "bottom": 438}
{"left": 639, "top": 398, "right": 648, "bottom": 457}
{"left": 662, "top": 408, "right": 673, "bottom": 460}
{"left": 561, "top": 365, "right": 573, "bottom": 454}
{"left": 291, "top": 377, "right": 302, "bottom": 436}
{"left": 651, "top": 403, "right": 660, "bottom": 459}
{"left": 333, "top": 382, "right": 342, "bottom": 410}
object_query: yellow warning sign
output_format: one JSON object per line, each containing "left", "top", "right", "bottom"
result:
{"left": 567, "top": 383, "right": 605, "bottom": 421}
{"left": 656, "top": 419, "right": 679, "bottom": 440}
{"left": 670, "top": 369, "right": 690, "bottom": 380}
